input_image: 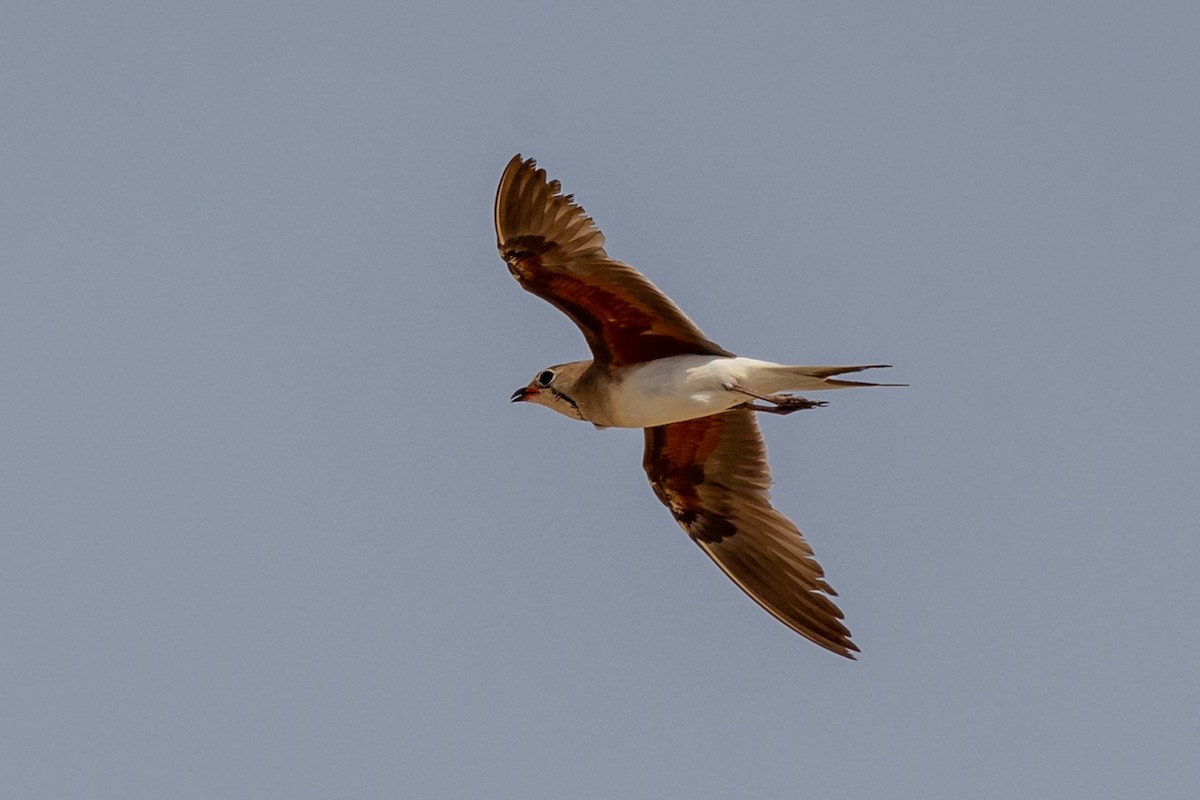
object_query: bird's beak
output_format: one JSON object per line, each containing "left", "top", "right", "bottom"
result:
{"left": 511, "top": 387, "right": 536, "bottom": 403}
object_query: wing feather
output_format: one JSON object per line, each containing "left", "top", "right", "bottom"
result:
{"left": 642, "top": 409, "right": 858, "bottom": 658}
{"left": 495, "top": 155, "right": 732, "bottom": 368}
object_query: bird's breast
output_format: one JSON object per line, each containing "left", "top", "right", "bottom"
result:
{"left": 594, "top": 355, "right": 749, "bottom": 428}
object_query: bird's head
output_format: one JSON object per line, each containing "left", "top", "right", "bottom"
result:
{"left": 510, "top": 360, "right": 590, "bottom": 421}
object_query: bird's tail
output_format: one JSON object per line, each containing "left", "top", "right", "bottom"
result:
{"left": 756, "top": 364, "right": 904, "bottom": 393}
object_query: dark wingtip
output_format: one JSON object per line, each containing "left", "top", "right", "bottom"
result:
{"left": 835, "top": 640, "right": 861, "bottom": 660}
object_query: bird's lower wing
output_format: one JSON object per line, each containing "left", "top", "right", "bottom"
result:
{"left": 642, "top": 409, "right": 858, "bottom": 658}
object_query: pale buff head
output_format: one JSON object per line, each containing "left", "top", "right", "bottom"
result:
{"left": 510, "top": 360, "right": 592, "bottom": 421}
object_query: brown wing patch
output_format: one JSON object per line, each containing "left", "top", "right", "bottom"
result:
{"left": 643, "top": 414, "right": 737, "bottom": 543}
{"left": 495, "top": 155, "right": 732, "bottom": 368}
{"left": 642, "top": 409, "right": 858, "bottom": 658}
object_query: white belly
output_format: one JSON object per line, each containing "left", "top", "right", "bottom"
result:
{"left": 599, "top": 355, "right": 775, "bottom": 428}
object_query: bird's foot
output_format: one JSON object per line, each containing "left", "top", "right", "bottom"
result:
{"left": 767, "top": 395, "right": 827, "bottom": 414}
{"left": 729, "top": 384, "right": 826, "bottom": 415}
{"left": 744, "top": 396, "right": 827, "bottom": 415}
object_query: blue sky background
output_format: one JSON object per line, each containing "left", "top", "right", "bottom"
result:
{"left": 4, "top": 2, "right": 1198, "bottom": 797}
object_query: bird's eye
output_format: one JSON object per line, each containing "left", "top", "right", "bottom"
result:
{"left": 537, "top": 370, "right": 555, "bottom": 387}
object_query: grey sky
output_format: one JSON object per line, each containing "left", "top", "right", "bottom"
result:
{"left": 3, "top": 2, "right": 1198, "bottom": 798}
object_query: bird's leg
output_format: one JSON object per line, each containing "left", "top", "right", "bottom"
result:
{"left": 728, "top": 383, "right": 827, "bottom": 415}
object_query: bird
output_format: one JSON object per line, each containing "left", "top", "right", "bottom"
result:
{"left": 495, "top": 154, "right": 899, "bottom": 658}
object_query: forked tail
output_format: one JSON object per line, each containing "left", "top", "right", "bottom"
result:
{"left": 760, "top": 364, "right": 905, "bottom": 392}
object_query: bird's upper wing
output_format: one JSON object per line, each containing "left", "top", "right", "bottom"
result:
{"left": 643, "top": 408, "right": 858, "bottom": 658}
{"left": 494, "top": 155, "right": 732, "bottom": 369}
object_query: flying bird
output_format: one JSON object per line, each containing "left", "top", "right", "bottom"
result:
{"left": 495, "top": 155, "right": 898, "bottom": 658}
